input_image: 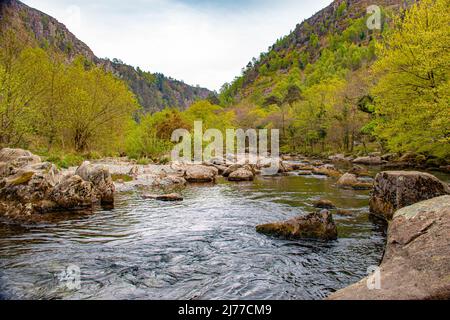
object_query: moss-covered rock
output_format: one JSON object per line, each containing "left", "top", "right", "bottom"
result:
{"left": 256, "top": 210, "right": 338, "bottom": 240}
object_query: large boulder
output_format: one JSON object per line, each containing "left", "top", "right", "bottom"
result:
{"left": 0, "top": 148, "right": 42, "bottom": 178}
{"left": 337, "top": 173, "right": 373, "bottom": 190}
{"left": 50, "top": 175, "right": 97, "bottom": 209}
{"left": 328, "top": 196, "right": 450, "bottom": 300}
{"left": 184, "top": 165, "right": 217, "bottom": 183}
{"left": 75, "top": 161, "right": 115, "bottom": 205}
{"left": 353, "top": 156, "right": 384, "bottom": 166}
{"left": 369, "top": 171, "right": 450, "bottom": 221}
{"left": 256, "top": 210, "right": 338, "bottom": 240}
{"left": 228, "top": 168, "right": 255, "bottom": 182}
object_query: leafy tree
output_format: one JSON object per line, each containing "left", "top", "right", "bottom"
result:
{"left": 371, "top": 0, "right": 450, "bottom": 158}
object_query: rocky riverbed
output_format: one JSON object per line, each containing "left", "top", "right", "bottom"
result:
{"left": 0, "top": 148, "right": 449, "bottom": 299}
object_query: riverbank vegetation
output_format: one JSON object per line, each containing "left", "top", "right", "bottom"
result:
{"left": 0, "top": 0, "right": 448, "bottom": 167}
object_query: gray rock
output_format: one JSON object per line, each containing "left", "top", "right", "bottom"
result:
{"left": 369, "top": 171, "right": 450, "bottom": 221}
{"left": 328, "top": 196, "right": 450, "bottom": 300}
{"left": 184, "top": 165, "right": 217, "bottom": 183}
{"left": 76, "top": 161, "right": 115, "bottom": 205}
{"left": 228, "top": 168, "right": 255, "bottom": 182}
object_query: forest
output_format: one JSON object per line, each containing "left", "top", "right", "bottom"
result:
{"left": 0, "top": 0, "right": 449, "bottom": 167}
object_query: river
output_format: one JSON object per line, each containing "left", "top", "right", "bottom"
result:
{"left": 1, "top": 169, "right": 446, "bottom": 300}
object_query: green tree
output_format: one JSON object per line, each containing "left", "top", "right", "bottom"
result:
{"left": 371, "top": 0, "right": 450, "bottom": 158}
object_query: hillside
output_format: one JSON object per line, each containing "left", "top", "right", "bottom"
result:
{"left": 220, "top": 0, "right": 405, "bottom": 106}
{"left": 0, "top": 0, "right": 212, "bottom": 112}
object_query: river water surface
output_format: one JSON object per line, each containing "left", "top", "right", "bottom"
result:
{"left": 0, "top": 171, "right": 413, "bottom": 300}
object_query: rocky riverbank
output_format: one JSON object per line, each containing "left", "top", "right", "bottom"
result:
{"left": 328, "top": 195, "right": 450, "bottom": 300}
{"left": 0, "top": 148, "right": 114, "bottom": 220}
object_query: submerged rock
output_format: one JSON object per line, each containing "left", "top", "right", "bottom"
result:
{"left": 369, "top": 171, "right": 450, "bottom": 221}
{"left": 256, "top": 210, "right": 338, "bottom": 240}
{"left": 143, "top": 193, "right": 183, "bottom": 202}
{"left": 328, "top": 196, "right": 450, "bottom": 300}
{"left": 313, "top": 199, "right": 336, "bottom": 209}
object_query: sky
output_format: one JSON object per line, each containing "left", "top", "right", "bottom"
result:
{"left": 22, "top": 0, "right": 332, "bottom": 91}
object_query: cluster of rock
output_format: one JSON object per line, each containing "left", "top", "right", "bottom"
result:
{"left": 0, "top": 148, "right": 115, "bottom": 218}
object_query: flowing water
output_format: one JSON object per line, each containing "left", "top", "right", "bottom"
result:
{"left": 1, "top": 169, "right": 446, "bottom": 300}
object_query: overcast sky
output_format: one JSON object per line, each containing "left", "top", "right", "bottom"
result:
{"left": 22, "top": 0, "right": 332, "bottom": 91}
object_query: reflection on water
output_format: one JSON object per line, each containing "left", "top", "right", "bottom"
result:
{"left": 0, "top": 174, "right": 389, "bottom": 300}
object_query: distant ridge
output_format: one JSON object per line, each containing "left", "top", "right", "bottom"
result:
{"left": 0, "top": 0, "right": 213, "bottom": 112}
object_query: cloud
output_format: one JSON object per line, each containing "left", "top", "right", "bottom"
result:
{"left": 22, "top": 0, "right": 332, "bottom": 91}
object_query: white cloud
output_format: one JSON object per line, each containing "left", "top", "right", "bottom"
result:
{"left": 22, "top": 0, "right": 332, "bottom": 91}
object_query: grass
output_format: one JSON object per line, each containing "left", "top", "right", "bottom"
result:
{"left": 43, "top": 153, "right": 85, "bottom": 169}
{"left": 111, "top": 174, "right": 134, "bottom": 182}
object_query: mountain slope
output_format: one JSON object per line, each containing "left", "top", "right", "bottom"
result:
{"left": 0, "top": 0, "right": 212, "bottom": 112}
{"left": 220, "top": 0, "right": 406, "bottom": 106}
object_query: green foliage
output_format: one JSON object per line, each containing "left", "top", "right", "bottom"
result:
{"left": 45, "top": 153, "right": 85, "bottom": 169}
{"left": 371, "top": 0, "right": 450, "bottom": 158}
{"left": 336, "top": 2, "right": 347, "bottom": 17}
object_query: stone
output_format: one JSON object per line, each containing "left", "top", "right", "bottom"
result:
{"left": 143, "top": 193, "right": 183, "bottom": 202}
{"left": 337, "top": 173, "right": 373, "bottom": 190}
{"left": 313, "top": 199, "right": 336, "bottom": 209}
{"left": 278, "top": 161, "right": 295, "bottom": 173}
{"left": 312, "top": 164, "right": 342, "bottom": 177}
{"left": 348, "top": 165, "right": 370, "bottom": 177}
{"left": 228, "top": 168, "right": 255, "bottom": 182}
{"left": 75, "top": 161, "right": 115, "bottom": 205}
{"left": 222, "top": 164, "right": 242, "bottom": 177}
{"left": 154, "top": 175, "right": 187, "bottom": 187}
{"left": 184, "top": 165, "right": 217, "bottom": 183}
{"left": 256, "top": 210, "right": 338, "bottom": 240}
{"left": 369, "top": 171, "right": 450, "bottom": 221}
{"left": 50, "top": 175, "right": 97, "bottom": 209}
{"left": 328, "top": 196, "right": 450, "bottom": 300}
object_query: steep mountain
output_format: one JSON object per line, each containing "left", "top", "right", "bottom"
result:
{"left": 220, "top": 0, "right": 407, "bottom": 105}
{"left": 0, "top": 0, "right": 212, "bottom": 112}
